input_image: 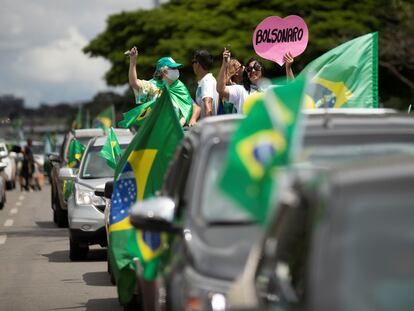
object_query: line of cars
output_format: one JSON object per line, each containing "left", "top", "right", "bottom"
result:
{"left": 128, "top": 110, "right": 414, "bottom": 311}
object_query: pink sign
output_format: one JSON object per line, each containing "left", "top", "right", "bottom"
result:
{"left": 253, "top": 15, "right": 309, "bottom": 66}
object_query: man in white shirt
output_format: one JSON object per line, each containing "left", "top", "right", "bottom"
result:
{"left": 189, "top": 50, "right": 219, "bottom": 126}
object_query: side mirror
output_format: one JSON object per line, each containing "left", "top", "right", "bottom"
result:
{"left": 129, "top": 196, "right": 180, "bottom": 233}
{"left": 104, "top": 181, "right": 114, "bottom": 199}
{"left": 48, "top": 153, "right": 60, "bottom": 163}
{"left": 0, "top": 162, "right": 7, "bottom": 171}
{"left": 94, "top": 184, "right": 105, "bottom": 197}
{"left": 58, "top": 167, "right": 76, "bottom": 181}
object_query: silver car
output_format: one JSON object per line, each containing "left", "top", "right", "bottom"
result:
{"left": 59, "top": 130, "right": 132, "bottom": 261}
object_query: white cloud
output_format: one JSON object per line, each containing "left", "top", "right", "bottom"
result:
{"left": 14, "top": 27, "right": 108, "bottom": 87}
{"left": 0, "top": 0, "right": 167, "bottom": 107}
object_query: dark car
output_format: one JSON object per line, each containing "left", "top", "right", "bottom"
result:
{"left": 251, "top": 154, "right": 414, "bottom": 311}
{"left": 49, "top": 128, "right": 105, "bottom": 227}
{"left": 131, "top": 111, "right": 414, "bottom": 310}
{"left": 130, "top": 115, "right": 260, "bottom": 311}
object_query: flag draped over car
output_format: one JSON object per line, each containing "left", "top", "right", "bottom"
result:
{"left": 93, "top": 105, "right": 115, "bottom": 130}
{"left": 109, "top": 86, "right": 184, "bottom": 304}
{"left": 299, "top": 32, "right": 378, "bottom": 108}
{"left": 64, "top": 139, "right": 86, "bottom": 200}
{"left": 99, "top": 127, "right": 122, "bottom": 169}
{"left": 219, "top": 76, "right": 306, "bottom": 224}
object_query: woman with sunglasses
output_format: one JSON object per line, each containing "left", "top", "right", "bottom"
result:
{"left": 217, "top": 48, "right": 294, "bottom": 114}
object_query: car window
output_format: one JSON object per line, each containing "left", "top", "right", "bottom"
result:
{"left": 199, "top": 144, "right": 251, "bottom": 223}
{"left": 80, "top": 144, "right": 128, "bottom": 179}
{"left": 325, "top": 187, "right": 414, "bottom": 311}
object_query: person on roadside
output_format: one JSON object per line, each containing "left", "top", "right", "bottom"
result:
{"left": 128, "top": 46, "right": 193, "bottom": 126}
{"left": 216, "top": 48, "right": 295, "bottom": 114}
{"left": 19, "top": 141, "right": 35, "bottom": 191}
{"left": 188, "top": 50, "right": 219, "bottom": 126}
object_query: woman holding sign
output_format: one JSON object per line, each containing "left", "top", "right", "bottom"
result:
{"left": 216, "top": 48, "right": 294, "bottom": 114}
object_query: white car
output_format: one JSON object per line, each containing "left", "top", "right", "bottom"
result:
{"left": 59, "top": 130, "right": 132, "bottom": 260}
{"left": 0, "top": 141, "right": 16, "bottom": 189}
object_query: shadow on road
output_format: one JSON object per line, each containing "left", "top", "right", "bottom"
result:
{"left": 42, "top": 248, "right": 107, "bottom": 263}
{"left": 42, "top": 250, "right": 70, "bottom": 262}
{"left": 83, "top": 271, "right": 112, "bottom": 287}
{"left": 85, "top": 298, "right": 122, "bottom": 311}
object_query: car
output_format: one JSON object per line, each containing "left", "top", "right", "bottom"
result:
{"left": 0, "top": 140, "right": 17, "bottom": 189}
{"left": 49, "top": 128, "right": 105, "bottom": 227}
{"left": 59, "top": 129, "right": 133, "bottom": 261}
{"left": 132, "top": 110, "right": 414, "bottom": 310}
{"left": 0, "top": 162, "right": 7, "bottom": 209}
{"left": 130, "top": 115, "right": 261, "bottom": 311}
{"left": 250, "top": 153, "right": 414, "bottom": 311}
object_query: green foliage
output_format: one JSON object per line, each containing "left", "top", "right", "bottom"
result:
{"left": 84, "top": 0, "right": 413, "bottom": 108}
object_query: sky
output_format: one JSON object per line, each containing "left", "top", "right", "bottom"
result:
{"left": 0, "top": 0, "right": 167, "bottom": 107}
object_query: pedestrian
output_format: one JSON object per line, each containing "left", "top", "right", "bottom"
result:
{"left": 188, "top": 50, "right": 219, "bottom": 126}
{"left": 19, "top": 144, "right": 35, "bottom": 191}
{"left": 217, "top": 48, "right": 295, "bottom": 114}
{"left": 128, "top": 47, "right": 193, "bottom": 126}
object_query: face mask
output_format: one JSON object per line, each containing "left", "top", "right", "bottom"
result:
{"left": 165, "top": 69, "right": 180, "bottom": 81}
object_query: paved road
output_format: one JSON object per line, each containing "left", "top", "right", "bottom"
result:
{"left": 0, "top": 184, "right": 122, "bottom": 311}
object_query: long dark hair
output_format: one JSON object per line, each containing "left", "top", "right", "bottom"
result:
{"left": 242, "top": 58, "right": 265, "bottom": 92}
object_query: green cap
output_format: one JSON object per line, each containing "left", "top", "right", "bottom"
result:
{"left": 155, "top": 57, "right": 183, "bottom": 71}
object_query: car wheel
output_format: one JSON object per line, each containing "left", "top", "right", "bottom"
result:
{"left": 0, "top": 194, "right": 4, "bottom": 210}
{"left": 107, "top": 257, "right": 116, "bottom": 285}
{"left": 5, "top": 180, "right": 13, "bottom": 190}
{"left": 123, "top": 294, "right": 143, "bottom": 311}
{"left": 69, "top": 239, "right": 89, "bottom": 261}
{"left": 54, "top": 192, "right": 68, "bottom": 228}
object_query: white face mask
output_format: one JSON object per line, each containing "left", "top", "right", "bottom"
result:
{"left": 165, "top": 69, "right": 180, "bottom": 81}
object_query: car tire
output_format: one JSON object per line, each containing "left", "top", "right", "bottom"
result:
{"left": 123, "top": 294, "right": 143, "bottom": 311}
{"left": 53, "top": 191, "right": 68, "bottom": 228}
{"left": 69, "top": 239, "right": 88, "bottom": 261}
{"left": 107, "top": 258, "right": 116, "bottom": 285}
{"left": 0, "top": 195, "right": 4, "bottom": 210}
{"left": 6, "top": 180, "right": 13, "bottom": 190}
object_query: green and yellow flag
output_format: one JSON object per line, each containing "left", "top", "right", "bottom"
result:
{"left": 99, "top": 127, "right": 121, "bottom": 169}
{"left": 109, "top": 86, "right": 184, "bottom": 304}
{"left": 219, "top": 76, "right": 306, "bottom": 224}
{"left": 299, "top": 32, "right": 378, "bottom": 109}
{"left": 72, "top": 107, "right": 85, "bottom": 129}
{"left": 118, "top": 79, "right": 192, "bottom": 128}
{"left": 64, "top": 139, "right": 86, "bottom": 200}
{"left": 94, "top": 105, "right": 115, "bottom": 130}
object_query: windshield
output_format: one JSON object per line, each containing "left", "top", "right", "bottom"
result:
{"left": 330, "top": 189, "right": 414, "bottom": 311}
{"left": 80, "top": 144, "right": 127, "bottom": 179}
{"left": 200, "top": 145, "right": 251, "bottom": 223}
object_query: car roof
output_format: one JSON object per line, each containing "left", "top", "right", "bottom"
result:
{"left": 73, "top": 128, "right": 105, "bottom": 138}
{"left": 92, "top": 131, "right": 133, "bottom": 147}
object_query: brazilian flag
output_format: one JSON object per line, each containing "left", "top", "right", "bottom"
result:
{"left": 118, "top": 99, "right": 155, "bottom": 128}
{"left": 72, "top": 107, "right": 87, "bottom": 129}
{"left": 299, "top": 32, "right": 378, "bottom": 108}
{"left": 64, "top": 139, "right": 86, "bottom": 200}
{"left": 99, "top": 127, "right": 121, "bottom": 169}
{"left": 219, "top": 76, "right": 306, "bottom": 224}
{"left": 118, "top": 79, "right": 193, "bottom": 128}
{"left": 109, "top": 86, "right": 184, "bottom": 304}
{"left": 93, "top": 105, "right": 115, "bottom": 130}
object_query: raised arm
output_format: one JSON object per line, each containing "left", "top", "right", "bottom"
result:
{"left": 216, "top": 48, "right": 231, "bottom": 101}
{"left": 128, "top": 47, "right": 141, "bottom": 90}
{"left": 284, "top": 52, "right": 295, "bottom": 80}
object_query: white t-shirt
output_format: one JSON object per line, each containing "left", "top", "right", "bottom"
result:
{"left": 195, "top": 73, "right": 219, "bottom": 118}
{"left": 228, "top": 84, "right": 261, "bottom": 114}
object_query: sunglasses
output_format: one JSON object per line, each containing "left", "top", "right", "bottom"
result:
{"left": 245, "top": 63, "right": 262, "bottom": 73}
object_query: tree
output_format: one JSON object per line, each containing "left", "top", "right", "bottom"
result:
{"left": 83, "top": 0, "right": 413, "bottom": 108}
